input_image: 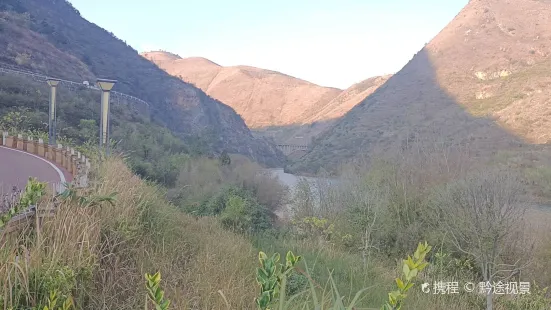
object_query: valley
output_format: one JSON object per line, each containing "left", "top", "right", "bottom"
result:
{"left": 1, "top": 0, "right": 551, "bottom": 309}
{"left": 142, "top": 51, "right": 390, "bottom": 146}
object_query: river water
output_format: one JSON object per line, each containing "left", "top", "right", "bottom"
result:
{"left": 265, "top": 168, "right": 340, "bottom": 219}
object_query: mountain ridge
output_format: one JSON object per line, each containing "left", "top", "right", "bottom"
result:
{"left": 142, "top": 51, "right": 390, "bottom": 145}
{"left": 290, "top": 0, "right": 551, "bottom": 173}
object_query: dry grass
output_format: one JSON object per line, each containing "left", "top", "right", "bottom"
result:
{"left": 0, "top": 157, "right": 259, "bottom": 309}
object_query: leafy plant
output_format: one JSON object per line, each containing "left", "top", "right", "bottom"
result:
{"left": 144, "top": 272, "right": 170, "bottom": 310}
{"left": 256, "top": 251, "right": 301, "bottom": 309}
{"left": 0, "top": 177, "right": 46, "bottom": 228}
{"left": 381, "top": 241, "right": 432, "bottom": 310}
{"left": 42, "top": 290, "right": 73, "bottom": 310}
{"left": 57, "top": 184, "right": 117, "bottom": 208}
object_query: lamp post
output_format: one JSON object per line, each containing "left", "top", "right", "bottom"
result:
{"left": 46, "top": 78, "right": 61, "bottom": 145}
{"left": 96, "top": 79, "right": 117, "bottom": 154}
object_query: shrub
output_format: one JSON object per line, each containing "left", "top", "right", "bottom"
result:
{"left": 171, "top": 155, "right": 288, "bottom": 222}
{"left": 194, "top": 186, "right": 272, "bottom": 234}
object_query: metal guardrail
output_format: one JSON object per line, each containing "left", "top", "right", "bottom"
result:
{"left": 0, "top": 63, "right": 150, "bottom": 108}
{"left": 0, "top": 204, "right": 57, "bottom": 238}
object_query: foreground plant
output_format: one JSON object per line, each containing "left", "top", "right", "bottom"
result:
{"left": 256, "top": 251, "right": 302, "bottom": 309}
{"left": 256, "top": 250, "right": 371, "bottom": 310}
{"left": 381, "top": 241, "right": 432, "bottom": 310}
{"left": 57, "top": 184, "right": 117, "bottom": 208}
{"left": 145, "top": 272, "right": 170, "bottom": 310}
{"left": 0, "top": 177, "right": 46, "bottom": 228}
{"left": 42, "top": 290, "right": 73, "bottom": 310}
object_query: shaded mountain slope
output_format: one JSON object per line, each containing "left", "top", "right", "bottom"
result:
{"left": 0, "top": 0, "right": 284, "bottom": 166}
{"left": 290, "top": 0, "right": 551, "bottom": 173}
{"left": 254, "top": 75, "right": 391, "bottom": 146}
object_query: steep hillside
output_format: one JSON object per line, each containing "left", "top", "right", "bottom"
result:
{"left": 254, "top": 75, "right": 391, "bottom": 146}
{"left": 303, "top": 75, "right": 392, "bottom": 123}
{"left": 141, "top": 52, "right": 342, "bottom": 128}
{"left": 291, "top": 0, "right": 551, "bottom": 174}
{"left": 0, "top": 0, "right": 284, "bottom": 166}
{"left": 143, "top": 51, "right": 389, "bottom": 144}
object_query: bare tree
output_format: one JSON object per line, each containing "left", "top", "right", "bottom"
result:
{"left": 435, "top": 169, "right": 532, "bottom": 310}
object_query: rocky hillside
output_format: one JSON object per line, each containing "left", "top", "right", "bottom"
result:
{"left": 142, "top": 51, "right": 389, "bottom": 144}
{"left": 290, "top": 0, "right": 551, "bottom": 174}
{"left": 0, "top": 0, "right": 284, "bottom": 166}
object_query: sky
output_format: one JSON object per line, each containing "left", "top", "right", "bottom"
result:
{"left": 70, "top": 0, "right": 468, "bottom": 89}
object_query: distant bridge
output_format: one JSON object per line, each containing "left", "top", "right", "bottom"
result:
{"left": 277, "top": 144, "right": 309, "bottom": 156}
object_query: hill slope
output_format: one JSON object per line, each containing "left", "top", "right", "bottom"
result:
{"left": 0, "top": 0, "right": 284, "bottom": 166}
{"left": 142, "top": 51, "right": 389, "bottom": 144}
{"left": 291, "top": 0, "right": 551, "bottom": 173}
{"left": 253, "top": 75, "right": 391, "bottom": 146}
{"left": 302, "top": 75, "right": 392, "bottom": 123}
{"left": 141, "top": 52, "right": 343, "bottom": 128}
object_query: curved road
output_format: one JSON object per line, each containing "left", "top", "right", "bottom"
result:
{"left": 0, "top": 146, "right": 71, "bottom": 194}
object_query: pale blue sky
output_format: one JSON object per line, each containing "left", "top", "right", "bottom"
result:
{"left": 70, "top": 0, "right": 468, "bottom": 89}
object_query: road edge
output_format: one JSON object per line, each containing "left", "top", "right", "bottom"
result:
{"left": 0, "top": 145, "right": 67, "bottom": 190}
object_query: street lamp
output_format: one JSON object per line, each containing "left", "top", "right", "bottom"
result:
{"left": 46, "top": 78, "right": 61, "bottom": 145}
{"left": 96, "top": 78, "right": 117, "bottom": 154}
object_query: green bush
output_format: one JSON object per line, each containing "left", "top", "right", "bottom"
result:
{"left": 189, "top": 186, "right": 272, "bottom": 234}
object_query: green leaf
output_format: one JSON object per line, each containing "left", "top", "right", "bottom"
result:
{"left": 402, "top": 263, "right": 410, "bottom": 278}
{"left": 409, "top": 269, "right": 418, "bottom": 280}
{"left": 304, "top": 261, "right": 319, "bottom": 307}
{"left": 259, "top": 251, "right": 268, "bottom": 263}
{"left": 396, "top": 278, "right": 405, "bottom": 290}
{"left": 346, "top": 286, "right": 372, "bottom": 310}
{"left": 417, "top": 262, "right": 429, "bottom": 271}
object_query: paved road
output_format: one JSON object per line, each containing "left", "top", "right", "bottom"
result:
{"left": 0, "top": 146, "right": 71, "bottom": 195}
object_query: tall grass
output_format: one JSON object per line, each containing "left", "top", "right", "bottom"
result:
{"left": 0, "top": 157, "right": 259, "bottom": 309}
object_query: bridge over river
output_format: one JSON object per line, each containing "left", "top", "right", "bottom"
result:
{"left": 276, "top": 144, "right": 309, "bottom": 156}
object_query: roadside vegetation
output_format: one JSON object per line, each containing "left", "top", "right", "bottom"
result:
{"left": 0, "top": 74, "right": 207, "bottom": 186}
{"left": 3, "top": 139, "right": 550, "bottom": 309}
{"left": 2, "top": 113, "right": 551, "bottom": 309}
{"left": 2, "top": 79, "right": 551, "bottom": 308}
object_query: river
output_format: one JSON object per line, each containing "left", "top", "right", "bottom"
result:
{"left": 265, "top": 168, "right": 340, "bottom": 219}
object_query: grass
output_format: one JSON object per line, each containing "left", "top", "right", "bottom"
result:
{"left": 2, "top": 152, "right": 551, "bottom": 309}
{"left": 0, "top": 157, "right": 259, "bottom": 309}
{"left": 253, "top": 235, "right": 393, "bottom": 309}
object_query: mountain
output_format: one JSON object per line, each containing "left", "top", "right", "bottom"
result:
{"left": 290, "top": 0, "right": 551, "bottom": 174}
{"left": 142, "top": 52, "right": 390, "bottom": 145}
{"left": 0, "top": 0, "right": 284, "bottom": 167}
{"left": 141, "top": 52, "right": 342, "bottom": 127}
{"left": 302, "top": 75, "right": 392, "bottom": 123}
{"left": 253, "top": 75, "right": 391, "bottom": 146}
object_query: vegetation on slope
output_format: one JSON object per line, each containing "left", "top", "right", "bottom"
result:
{"left": 0, "top": 74, "right": 194, "bottom": 186}
{"left": 2, "top": 137, "right": 551, "bottom": 309}
{"left": 0, "top": 0, "right": 284, "bottom": 166}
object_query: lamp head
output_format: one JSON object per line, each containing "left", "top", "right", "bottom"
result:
{"left": 96, "top": 78, "right": 117, "bottom": 91}
{"left": 46, "top": 78, "right": 61, "bottom": 87}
